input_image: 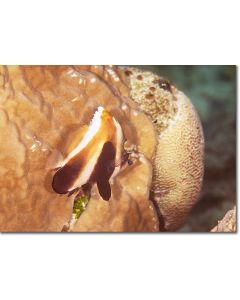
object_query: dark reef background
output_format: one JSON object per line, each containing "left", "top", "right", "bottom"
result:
{"left": 137, "top": 66, "right": 236, "bottom": 232}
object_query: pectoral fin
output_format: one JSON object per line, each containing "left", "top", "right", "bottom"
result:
{"left": 97, "top": 180, "right": 111, "bottom": 201}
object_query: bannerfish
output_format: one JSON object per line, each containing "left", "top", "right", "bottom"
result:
{"left": 51, "top": 106, "right": 125, "bottom": 200}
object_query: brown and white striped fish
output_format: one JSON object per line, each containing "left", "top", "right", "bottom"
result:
{"left": 51, "top": 106, "right": 125, "bottom": 200}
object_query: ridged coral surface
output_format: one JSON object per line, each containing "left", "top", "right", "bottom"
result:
{"left": 0, "top": 66, "right": 158, "bottom": 232}
{"left": 0, "top": 66, "right": 204, "bottom": 232}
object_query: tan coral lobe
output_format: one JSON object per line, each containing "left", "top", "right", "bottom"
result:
{"left": 0, "top": 65, "right": 204, "bottom": 232}
{"left": 0, "top": 66, "right": 158, "bottom": 232}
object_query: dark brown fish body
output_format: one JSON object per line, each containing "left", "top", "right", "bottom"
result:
{"left": 52, "top": 107, "right": 123, "bottom": 201}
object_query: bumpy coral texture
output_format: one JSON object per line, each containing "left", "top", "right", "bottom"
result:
{"left": 0, "top": 66, "right": 158, "bottom": 232}
{"left": 126, "top": 68, "right": 204, "bottom": 231}
{"left": 211, "top": 207, "right": 236, "bottom": 232}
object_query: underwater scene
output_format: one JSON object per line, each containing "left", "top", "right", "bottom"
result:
{"left": 0, "top": 66, "right": 236, "bottom": 232}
